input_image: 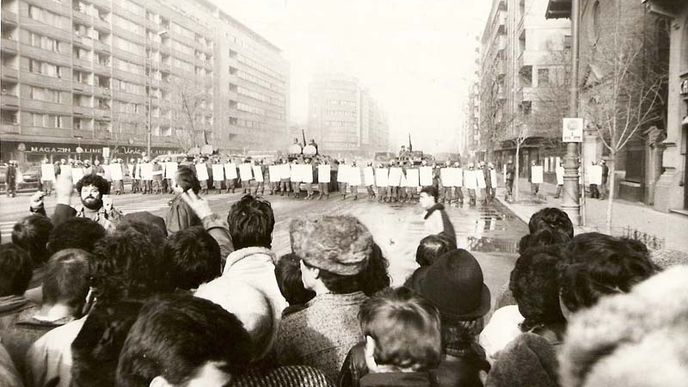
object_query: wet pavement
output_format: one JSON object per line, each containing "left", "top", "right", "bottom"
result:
{"left": 0, "top": 191, "right": 527, "bottom": 308}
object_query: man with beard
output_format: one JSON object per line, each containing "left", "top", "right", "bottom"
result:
{"left": 30, "top": 174, "right": 123, "bottom": 231}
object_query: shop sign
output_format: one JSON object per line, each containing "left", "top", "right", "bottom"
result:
{"left": 28, "top": 144, "right": 102, "bottom": 154}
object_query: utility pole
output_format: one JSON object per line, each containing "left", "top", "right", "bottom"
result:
{"left": 562, "top": 0, "right": 581, "bottom": 226}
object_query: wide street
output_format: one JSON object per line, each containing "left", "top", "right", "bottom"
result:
{"left": 0, "top": 189, "right": 526, "bottom": 306}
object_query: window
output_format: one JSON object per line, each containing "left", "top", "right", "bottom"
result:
{"left": 538, "top": 68, "right": 549, "bottom": 86}
{"left": 592, "top": 1, "right": 601, "bottom": 43}
{"left": 29, "top": 60, "right": 63, "bottom": 78}
{"left": 112, "top": 36, "right": 144, "bottom": 55}
{"left": 28, "top": 5, "right": 67, "bottom": 28}
{"left": 29, "top": 32, "right": 61, "bottom": 52}
{"left": 112, "top": 15, "right": 143, "bottom": 36}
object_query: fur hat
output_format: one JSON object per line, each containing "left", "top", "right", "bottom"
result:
{"left": 290, "top": 215, "right": 372, "bottom": 276}
{"left": 408, "top": 249, "right": 491, "bottom": 321}
{"left": 560, "top": 266, "right": 688, "bottom": 387}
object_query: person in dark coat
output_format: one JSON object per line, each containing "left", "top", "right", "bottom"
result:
{"left": 165, "top": 165, "right": 202, "bottom": 235}
{"left": 6, "top": 161, "right": 17, "bottom": 198}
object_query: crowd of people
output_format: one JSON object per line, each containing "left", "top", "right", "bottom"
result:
{"left": 1, "top": 156, "right": 686, "bottom": 387}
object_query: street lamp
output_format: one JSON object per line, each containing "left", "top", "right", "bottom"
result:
{"left": 562, "top": 0, "right": 582, "bottom": 226}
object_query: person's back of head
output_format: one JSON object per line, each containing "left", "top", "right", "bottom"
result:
{"left": 12, "top": 214, "right": 53, "bottom": 268}
{"left": 164, "top": 226, "right": 221, "bottom": 290}
{"left": 115, "top": 218, "right": 167, "bottom": 257}
{"left": 116, "top": 294, "right": 253, "bottom": 387}
{"left": 174, "top": 165, "right": 201, "bottom": 194}
{"left": 416, "top": 234, "right": 455, "bottom": 267}
{"left": 359, "top": 287, "right": 442, "bottom": 372}
{"left": 560, "top": 234, "right": 658, "bottom": 314}
{"left": 0, "top": 243, "right": 33, "bottom": 297}
{"left": 358, "top": 243, "right": 391, "bottom": 297}
{"left": 509, "top": 246, "right": 567, "bottom": 331}
{"left": 48, "top": 217, "right": 106, "bottom": 255}
{"left": 528, "top": 208, "right": 574, "bottom": 239}
{"left": 274, "top": 253, "right": 315, "bottom": 306}
{"left": 227, "top": 195, "right": 275, "bottom": 250}
{"left": 290, "top": 215, "right": 373, "bottom": 295}
{"left": 41, "top": 249, "right": 92, "bottom": 316}
{"left": 518, "top": 227, "right": 571, "bottom": 254}
{"left": 71, "top": 300, "right": 144, "bottom": 387}
{"left": 90, "top": 229, "right": 171, "bottom": 304}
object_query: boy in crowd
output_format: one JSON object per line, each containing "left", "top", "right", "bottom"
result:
{"left": 419, "top": 186, "right": 457, "bottom": 247}
{"left": 116, "top": 294, "right": 253, "bottom": 387}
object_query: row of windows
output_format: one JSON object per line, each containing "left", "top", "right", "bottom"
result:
{"left": 28, "top": 59, "right": 64, "bottom": 78}
{"left": 237, "top": 102, "right": 265, "bottom": 115}
{"left": 122, "top": 0, "right": 144, "bottom": 17}
{"left": 237, "top": 70, "right": 282, "bottom": 92}
{"left": 28, "top": 32, "right": 64, "bottom": 53}
{"left": 28, "top": 5, "right": 68, "bottom": 29}
{"left": 114, "top": 58, "right": 144, "bottom": 75}
{"left": 29, "top": 86, "right": 68, "bottom": 104}
{"left": 324, "top": 110, "right": 357, "bottom": 118}
{"left": 113, "top": 36, "right": 144, "bottom": 56}
{"left": 329, "top": 100, "right": 357, "bottom": 107}
{"left": 172, "top": 58, "right": 193, "bottom": 73}
{"left": 30, "top": 113, "right": 67, "bottom": 128}
{"left": 112, "top": 15, "right": 144, "bottom": 36}
{"left": 114, "top": 79, "right": 144, "bottom": 95}
{"left": 236, "top": 53, "right": 285, "bottom": 83}
{"left": 171, "top": 40, "right": 194, "bottom": 56}
{"left": 171, "top": 22, "right": 194, "bottom": 40}
{"left": 326, "top": 121, "right": 357, "bottom": 128}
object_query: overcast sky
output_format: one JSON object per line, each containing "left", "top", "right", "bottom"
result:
{"left": 209, "top": 0, "right": 490, "bottom": 153}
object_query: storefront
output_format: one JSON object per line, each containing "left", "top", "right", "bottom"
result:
{"left": 1, "top": 140, "right": 181, "bottom": 166}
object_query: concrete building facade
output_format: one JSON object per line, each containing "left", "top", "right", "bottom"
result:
{"left": 308, "top": 74, "right": 389, "bottom": 157}
{"left": 0, "top": 0, "right": 288, "bottom": 165}
{"left": 479, "top": 0, "right": 570, "bottom": 177}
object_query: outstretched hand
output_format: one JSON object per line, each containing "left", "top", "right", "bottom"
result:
{"left": 30, "top": 191, "right": 46, "bottom": 208}
{"left": 55, "top": 175, "right": 73, "bottom": 205}
{"left": 180, "top": 190, "right": 213, "bottom": 219}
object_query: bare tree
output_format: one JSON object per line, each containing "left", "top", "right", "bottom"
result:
{"left": 581, "top": 4, "right": 667, "bottom": 232}
{"left": 168, "top": 76, "right": 212, "bottom": 150}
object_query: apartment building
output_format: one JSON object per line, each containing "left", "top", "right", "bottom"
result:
{"left": 0, "top": 0, "right": 288, "bottom": 164}
{"left": 479, "top": 0, "right": 570, "bottom": 176}
{"left": 308, "top": 73, "right": 389, "bottom": 157}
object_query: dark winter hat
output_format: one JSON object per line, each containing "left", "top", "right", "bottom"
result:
{"left": 409, "top": 249, "right": 491, "bottom": 321}
{"left": 290, "top": 215, "right": 372, "bottom": 276}
{"left": 123, "top": 212, "right": 167, "bottom": 237}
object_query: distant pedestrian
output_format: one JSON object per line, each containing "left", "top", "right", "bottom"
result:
{"left": 600, "top": 160, "right": 609, "bottom": 199}
{"left": 6, "top": 161, "right": 17, "bottom": 198}
{"left": 419, "top": 185, "right": 457, "bottom": 247}
{"left": 505, "top": 161, "right": 515, "bottom": 199}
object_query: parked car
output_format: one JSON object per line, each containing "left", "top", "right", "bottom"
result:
{"left": 0, "top": 163, "right": 41, "bottom": 192}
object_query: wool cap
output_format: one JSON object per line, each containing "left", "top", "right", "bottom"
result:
{"left": 409, "top": 249, "right": 491, "bottom": 321}
{"left": 290, "top": 215, "right": 372, "bottom": 276}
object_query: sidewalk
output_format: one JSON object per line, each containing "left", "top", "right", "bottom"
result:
{"left": 495, "top": 177, "right": 688, "bottom": 253}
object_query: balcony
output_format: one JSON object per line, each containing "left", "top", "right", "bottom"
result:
{"left": 94, "top": 86, "right": 112, "bottom": 97}
{"left": 1, "top": 9, "right": 18, "bottom": 25}
{"left": 73, "top": 11, "right": 92, "bottom": 26}
{"left": 72, "top": 82, "right": 93, "bottom": 93}
{"left": 0, "top": 123, "right": 20, "bottom": 133}
{"left": 94, "top": 40, "right": 111, "bottom": 53}
{"left": 1, "top": 66, "right": 18, "bottom": 80}
{"left": 1, "top": 94, "right": 19, "bottom": 108}
{"left": 73, "top": 34, "right": 92, "bottom": 49}
{"left": 93, "top": 62, "right": 111, "bottom": 75}
{"left": 94, "top": 107, "right": 110, "bottom": 118}
{"left": 1, "top": 38, "right": 17, "bottom": 54}
{"left": 93, "top": 17, "right": 111, "bottom": 33}
{"left": 90, "top": 0, "right": 112, "bottom": 11}
{"left": 73, "top": 58, "right": 92, "bottom": 71}
{"left": 73, "top": 105, "right": 93, "bottom": 116}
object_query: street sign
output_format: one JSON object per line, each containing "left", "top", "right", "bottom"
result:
{"left": 562, "top": 118, "right": 584, "bottom": 143}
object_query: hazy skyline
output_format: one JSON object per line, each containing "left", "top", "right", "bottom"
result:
{"left": 210, "top": 0, "right": 490, "bottom": 153}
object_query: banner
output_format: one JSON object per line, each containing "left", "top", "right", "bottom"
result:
{"left": 239, "top": 164, "right": 253, "bottom": 181}
{"left": 476, "top": 171, "right": 487, "bottom": 189}
{"left": 363, "top": 167, "right": 375, "bottom": 186}
{"left": 318, "top": 164, "right": 331, "bottom": 183}
{"left": 337, "top": 165, "right": 349, "bottom": 183}
{"left": 269, "top": 165, "right": 281, "bottom": 183}
{"left": 464, "top": 170, "right": 477, "bottom": 189}
{"left": 531, "top": 166, "right": 544, "bottom": 184}
{"left": 165, "top": 162, "right": 178, "bottom": 179}
{"left": 139, "top": 163, "right": 153, "bottom": 180}
{"left": 405, "top": 168, "right": 419, "bottom": 187}
{"left": 588, "top": 165, "right": 602, "bottom": 185}
{"left": 290, "top": 164, "right": 301, "bottom": 182}
{"left": 300, "top": 164, "right": 313, "bottom": 183}
{"left": 253, "top": 165, "right": 264, "bottom": 183}
{"left": 375, "top": 168, "right": 388, "bottom": 187}
{"left": 279, "top": 164, "right": 291, "bottom": 180}
{"left": 449, "top": 167, "right": 463, "bottom": 187}
{"left": 348, "top": 166, "right": 362, "bottom": 186}
{"left": 110, "top": 164, "right": 123, "bottom": 181}
{"left": 388, "top": 167, "right": 402, "bottom": 187}
{"left": 212, "top": 164, "right": 225, "bottom": 181}
{"left": 41, "top": 164, "right": 55, "bottom": 182}
{"left": 490, "top": 169, "right": 497, "bottom": 188}
{"left": 556, "top": 165, "right": 565, "bottom": 185}
{"left": 194, "top": 164, "right": 209, "bottom": 181}
{"left": 224, "top": 163, "right": 237, "bottom": 180}
{"left": 419, "top": 166, "right": 433, "bottom": 186}
{"left": 440, "top": 168, "right": 452, "bottom": 187}
{"left": 72, "top": 167, "right": 84, "bottom": 184}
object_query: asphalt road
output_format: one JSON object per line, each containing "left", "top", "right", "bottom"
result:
{"left": 0, "top": 190, "right": 527, "bottom": 308}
